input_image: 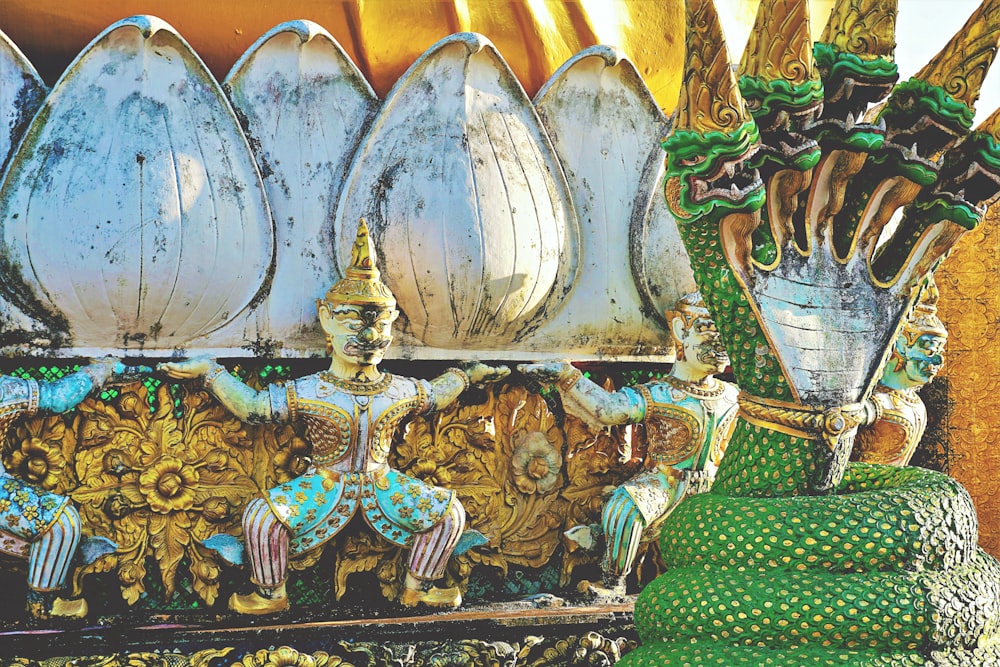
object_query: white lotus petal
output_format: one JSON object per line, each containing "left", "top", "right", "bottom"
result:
{"left": 223, "top": 21, "right": 378, "bottom": 351}
{"left": 0, "top": 28, "right": 46, "bottom": 178}
{"left": 531, "top": 45, "right": 688, "bottom": 357}
{"left": 0, "top": 16, "right": 274, "bottom": 352}
{"left": 335, "top": 32, "right": 579, "bottom": 349}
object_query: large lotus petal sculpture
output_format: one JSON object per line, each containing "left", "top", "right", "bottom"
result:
{"left": 222, "top": 20, "right": 379, "bottom": 351}
{"left": 335, "top": 32, "right": 579, "bottom": 351}
{"left": 0, "top": 16, "right": 274, "bottom": 352}
{"left": 530, "top": 45, "right": 694, "bottom": 357}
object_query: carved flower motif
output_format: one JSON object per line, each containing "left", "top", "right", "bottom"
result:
{"left": 409, "top": 457, "right": 453, "bottom": 487}
{"left": 273, "top": 433, "right": 310, "bottom": 483}
{"left": 511, "top": 431, "right": 562, "bottom": 495}
{"left": 138, "top": 455, "right": 199, "bottom": 513}
{"left": 237, "top": 647, "right": 342, "bottom": 667}
{"left": 72, "top": 386, "right": 257, "bottom": 606}
{"left": 6, "top": 436, "right": 64, "bottom": 489}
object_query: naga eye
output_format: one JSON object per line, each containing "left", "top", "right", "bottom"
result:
{"left": 678, "top": 155, "right": 706, "bottom": 167}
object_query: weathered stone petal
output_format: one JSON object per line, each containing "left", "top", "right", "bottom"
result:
{"left": 336, "top": 32, "right": 579, "bottom": 350}
{"left": 0, "top": 28, "right": 45, "bottom": 176}
{"left": 531, "top": 45, "right": 693, "bottom": 358}
{"left": 223, "top": 21, "right": 378, "bottom": 351}
{"left": 0, "top": 16, "right": 273, "bottom": 352}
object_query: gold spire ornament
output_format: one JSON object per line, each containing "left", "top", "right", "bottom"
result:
{"left": 676, "top": 0, "right": 753, "bottom": 135}
{"left": 913, "top": 0, "right": 1000, "bottom": 111}
{"left": 321, "top": 218, "right": 397, "bottom": 309}
{"left": 818, "top": 0, "right": 897, "bottom": 59}
{"left": 738, "top": 0, "right": 817, "bottom": 91}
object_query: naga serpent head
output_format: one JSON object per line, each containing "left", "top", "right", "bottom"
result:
{"left": 664, "top": 0, "right": 1000, "bottom": 493}
{"left": 662, "top": 0, "right": 765, "bottom": 223}
{"left": 663, "top": 123, "right": 764, "bottom": 221}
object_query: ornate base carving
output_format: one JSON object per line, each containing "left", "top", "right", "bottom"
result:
{"left": 3, "top": 601, "right": 637, "bottom": 666}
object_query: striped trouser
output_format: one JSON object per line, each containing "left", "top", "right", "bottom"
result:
{"left": 243, "top": 498, "right": 289, "bottom": 588}
{"left": 601, "top": 489, "right": 646, "bottom": 577}
{"left": 28, "top": 505, "right": 82, "bottom": 591}
{"left": 407, "top": 499, "right": 465, "bottom": 580}
{"left": 243, "top": 496, "right": 467, "bottom": 587}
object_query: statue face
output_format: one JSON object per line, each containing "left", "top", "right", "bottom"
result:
{"left": 320, "top": 303, "right": 398, "bottom": 369}
{"left": 899, "top": 332, "right": 946, "bottom": 386}
{"left": 677, "top": 316, "right": 729, "bottom": 378}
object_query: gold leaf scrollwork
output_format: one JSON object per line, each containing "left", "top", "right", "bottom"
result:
{"left": 235, "top": 647, "right": 353, "bottom": 667}
{"left": 70, "top": 384, "right": 258, "bottom": 605}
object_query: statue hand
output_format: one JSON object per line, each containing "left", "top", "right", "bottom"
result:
{"left": 459, "top": 361, "right": 510, "bottom": 385}
{"left": 106, "top": 360, "right": 153, "bottom": 386}
{"left": 517, "top": 361, "right": 575, "bottom": 385}
{"left": 82, "top": 356, "right": 123, "bottom": 389}
{"left": 157, "top": 356, "right": 216, "bottom": 380}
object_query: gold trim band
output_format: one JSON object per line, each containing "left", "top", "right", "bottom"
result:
{"left": 444, "top": 367, "right": 471, "bottom": 392}
{"left": 737, "top": 393, "right": 867, "bottom": 451}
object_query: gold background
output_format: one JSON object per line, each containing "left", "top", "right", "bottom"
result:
{"left": 936, "top": 205, "right": 1000, "bottom": 556}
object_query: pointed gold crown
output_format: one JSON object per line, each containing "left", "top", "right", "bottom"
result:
{"left": 914, "top": 0, "right": 1000, "bottom": 110}
{"left": 676, "top": 0, "right": 753, "bottom": 134}
{"left": 978, "top": 105, "right": 1000, "bottom": 142}
{"left": 739, "top": 0, "right": 817, "bottom": 88}
{"left": 322, "top": 218, "right": 396, "bottom": 309}
{"left": 902, "top": 277, "right": 947, "bottom": 343}
{"left": 819, "top": 0, "right": 897, "bottom": 59}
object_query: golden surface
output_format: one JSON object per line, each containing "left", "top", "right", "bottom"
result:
{"left": 914, "top": 0, "right": 1000, "bottom": 108}
{"left": 0, "top": 0, "right": 685, "bottom": 108}
{"left": 677, "top": 0, "right": 753, "bottom": 135}
{"left": 817, "top": 0, "right": 897, "bottom": 57}
{"left": 739, "top": 0, "right": 817, "bottom": 86}
{"left": 936, "top": 203, "right": 1000, "bottom": 557}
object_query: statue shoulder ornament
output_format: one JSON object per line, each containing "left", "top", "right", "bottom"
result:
{"left": 639, "top": 375, "right": 739, "bottom": 469}
{"left": 853, "top": 278, "right": 946, "bottom": 467}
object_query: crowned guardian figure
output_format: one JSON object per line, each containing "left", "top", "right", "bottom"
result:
{"left": 160, "top": 219, "right": 509, "bottom": 613}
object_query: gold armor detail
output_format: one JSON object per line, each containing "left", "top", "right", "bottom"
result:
{"left": 853, "top": 386, "right": 925, "bottom": 466}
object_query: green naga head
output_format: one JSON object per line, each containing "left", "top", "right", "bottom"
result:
{"left": 874, "top": 1, "right": 1000, "bottom": 186}
{"left": 662, "top": 0, "right": 765, "bottom": 222}
{"left": 808, "top": 0, "right": 898, "bottom": 152}
{"left": 910, "top": 108, "right": 1000, "bottom": 231}
{"left": 736, "top": 0, "right": 823, "bottom": 172}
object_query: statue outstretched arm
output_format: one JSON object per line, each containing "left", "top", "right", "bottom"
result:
{"left": 38, "top": 357, "right": 148, "bottom": 413}
{"left": 518, "top": 362, "right": 641, "bottom": 426}
{"left": 427, "top": 362, "right": 510, "bottom": 412}
{"left": 158, "top": 357, "right": 282, "bottom": 424}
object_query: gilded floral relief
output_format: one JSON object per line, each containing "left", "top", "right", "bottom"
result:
{"left": 2, "top": 371, "right": 651, "bottom": 610}
{"left": 70, "top": 385, "right": 258, "bottom": 606}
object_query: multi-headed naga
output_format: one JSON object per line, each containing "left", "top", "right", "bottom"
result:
{"left": 623, "top": 0, "right": 1000, "bottom": 664}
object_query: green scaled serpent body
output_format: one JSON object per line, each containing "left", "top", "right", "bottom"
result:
{"left": 620, "top": 0, "right": 1000, "bottom": 664}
